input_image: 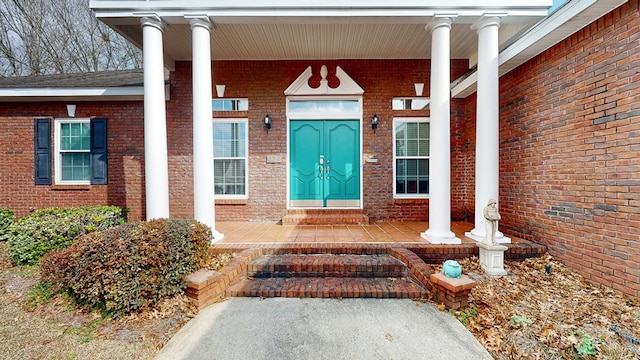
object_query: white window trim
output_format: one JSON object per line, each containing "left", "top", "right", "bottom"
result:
{"left": 213, "top": 118, "right": 249, "bottom": 200}
{"left": 54, "top": 118, "right": 91, "bottom": 185}
{"left": 392, "top": 117, "right": 430, "bottom": 199}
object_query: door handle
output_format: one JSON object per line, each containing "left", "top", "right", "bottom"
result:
{"left": 326, "top": 165, "right": 330, "bottom": 179}
{"left": 319, "top": 165, "right": 323, "bottom": 179}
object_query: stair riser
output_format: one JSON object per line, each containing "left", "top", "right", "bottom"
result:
{"left": 227, "top": 278, "right": 427, "bottom": 299}
{"left": 248, "top": 270, "right": 407, "bottom": 278}
{"left": 248, "top": 254, "right": 407, "bottom": 279}
{"left": 227, "top": 290, "right": 423, "bottom": 299}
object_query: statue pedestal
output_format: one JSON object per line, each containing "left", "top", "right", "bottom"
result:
{"left": 478, "top": 242, "right": 508, "bottom": 276}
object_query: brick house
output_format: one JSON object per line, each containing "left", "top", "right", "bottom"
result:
{"left": 0, "top": 0, "right": 638, "bottom": 297}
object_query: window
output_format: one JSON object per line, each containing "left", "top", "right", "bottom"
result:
{"left": 213, "top": 119, "right": 247, "bottom": 198}
{"left": 289, "top": 100, "right": 359, "bottom": 113}
{"left": 392, "top": 97, "right": 430, "bottom": 110}
{"left": 36, "top": 118, "right": 107, "bottom": 186}
{"left": 55, "top": 119, "right": 91, "bottom": 184}
{"left": 212, "top": 98, "right": 248, "bottom": 111}
{"left": 393, "top": 118, "right": 430, "bottom": 197}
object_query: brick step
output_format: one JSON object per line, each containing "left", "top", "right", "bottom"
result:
{"left": 282, "top": 210, "right": 369, "bottom": 225}
{"left": 247, "top": 254, "right": 406, "bottom": 278}
{"left": 227, "top": 277, "right": 428, "bottom": 299}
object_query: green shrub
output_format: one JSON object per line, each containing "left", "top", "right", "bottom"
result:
{"left": 41, "top": 218, "right": 211, "bottom": 317}
{"left": 0, "top": 207, "right": 14, "bottom": 241}
{"left": 7, "top": 206, "right": 127, "bottom": 265}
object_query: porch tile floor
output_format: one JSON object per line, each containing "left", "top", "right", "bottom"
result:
{"left": 212, "top": 221, "right": 547, "bottom": 262}
{"left": 216, "top": 221, "right": 481, "bottom": 244}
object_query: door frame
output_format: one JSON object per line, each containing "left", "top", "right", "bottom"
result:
{"left": 286, "top": 95, "right": 363, "bottom": 210}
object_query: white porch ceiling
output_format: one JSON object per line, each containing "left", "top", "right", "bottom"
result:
{"left": 138, "top": 23, "right": 529, "bottom": 62}
{"left": 93, "top": 0, "right": 551, "bottom": 67}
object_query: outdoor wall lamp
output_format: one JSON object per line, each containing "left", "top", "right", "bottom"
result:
{"left": 264, "top": 114, "right": 271, "bottom": 133}
{"left": 371, "top": 114, "right": 379, "bottom": 133}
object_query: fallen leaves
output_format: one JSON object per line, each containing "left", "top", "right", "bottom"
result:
{"left": 448, "top": 254, "right": 640, "bottom": 359}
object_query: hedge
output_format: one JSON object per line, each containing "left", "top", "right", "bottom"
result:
{"left": 41, "top": 218, "right": 211, "bottom": 317}
{"left": 7, "top": 206, "right": 127, "bottom": 265}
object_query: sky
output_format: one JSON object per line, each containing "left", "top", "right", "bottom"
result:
{"left": 549, "top": 0, "right": 569, "bottom": 14}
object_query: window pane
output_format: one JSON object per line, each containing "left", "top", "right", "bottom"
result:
{"left": 213, "top": 122, "right": 246, "bottom": 158}
{"left": 60, "top": 123, "right": 90, "bottom": 151}
{"left": 289, "top": 100, "right": 359, "bottom": 113}
{"left": 406, "top": 140, "right": 418, "bottom": 156}
{"left": 61, "top": 153, "right": 90, "bottom": 181}
{"left": 214, "top": 159, "right": 245, "bottom": 195}
{"left": 395, "top": 157, "right": 429, "bottom": 195}
{"left": 212, "top": 99, "right": 249, "bottom": 111}
{"left": 418, "top": 159, "right": 429, "bottom": 193}
{"left": 406, "top": 123, "right": 418, "bottom": 139}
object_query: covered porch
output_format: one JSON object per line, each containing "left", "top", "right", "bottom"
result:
{"left": 90, "top": 0, "right": 554, "bottom": 245}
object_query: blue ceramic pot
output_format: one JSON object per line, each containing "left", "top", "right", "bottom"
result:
{"left": 443, "top": 260, "right": 462, "bottom": 278}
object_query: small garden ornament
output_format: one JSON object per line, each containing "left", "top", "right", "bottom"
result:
{"left": 478, "top": 199, "right": 508, "bottom": 276}
{"left": 483, "top": 198, "right": 501, "bottom": 245}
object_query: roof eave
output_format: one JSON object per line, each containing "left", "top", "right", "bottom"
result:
{"left": 0, "top": 87, "right": 150, "bottom": 102}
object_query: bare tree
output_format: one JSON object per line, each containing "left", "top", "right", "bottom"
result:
{"left": 0, "top": 0, "right": 141, "bottom": 76}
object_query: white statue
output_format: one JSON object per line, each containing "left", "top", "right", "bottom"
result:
{"left": 483, "top": 199, "right": 501, "bottom": 245}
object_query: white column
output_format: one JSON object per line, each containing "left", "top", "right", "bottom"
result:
{"left": 141, "top": 17, "right": 170, "bottom": 220}
{"left": 191, "top": 18, "right": 223, "bottom": 242}
{"left": 465, "top": 17, "right": 510, "bottom": 243}
{"left": 421, "top": 17, "right": 461, "bottom": 244}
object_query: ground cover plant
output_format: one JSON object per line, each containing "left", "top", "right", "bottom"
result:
{"left": 7, "top": 206, "right": 127, "bottom": 265}
{"left": 40, "top": 218, "right": 211, "bottom": 317}
{"left": 0, "top": 207, "right": 14, "bottom": 242}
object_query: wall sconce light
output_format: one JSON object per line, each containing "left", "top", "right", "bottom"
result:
{"left": 264, "top": 114, "right": 271, "bottom": 133}
{"left": 371, "top": 114, "right": 379, "bottom": 133}
{"left": 66, "top": 104, "right": 76, "bottom": 117}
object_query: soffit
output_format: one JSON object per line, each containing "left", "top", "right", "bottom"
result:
{"left": 112, "top": 22, "right": 528, "bottom": 62}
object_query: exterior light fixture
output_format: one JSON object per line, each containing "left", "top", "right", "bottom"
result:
{"left": 264, "top": 114, "right": 271, "bottom": 133}
{"left": 371, "top": 114, "right": 379, "bottom": 133}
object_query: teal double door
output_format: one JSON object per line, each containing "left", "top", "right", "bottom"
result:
{"left": 290, "top": 120, "right": 360, "bottom": 207}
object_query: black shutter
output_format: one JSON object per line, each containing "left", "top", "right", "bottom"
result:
{"left": 34, "top": 118, "right": 52, "bottom": 185}
{"left": 90, "top": 118, "right": 108, "bottom": 185}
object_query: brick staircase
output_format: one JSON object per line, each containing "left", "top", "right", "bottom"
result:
{"left": 282, "top": 209, "right": 369, "bottom": 225}
{"left": 227, "top": 253, "right": 428, "bottom": 299}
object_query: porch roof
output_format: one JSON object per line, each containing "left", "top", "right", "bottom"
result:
{"left": 91, "top": 0, "right": 551, "bottom": 65}
{"left": 90, "top": 0, "right": 625, "bottom": 97}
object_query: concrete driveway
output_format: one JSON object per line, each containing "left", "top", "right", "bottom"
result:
{"left": 156, "top": 297, "right": 492, "bottom": 360}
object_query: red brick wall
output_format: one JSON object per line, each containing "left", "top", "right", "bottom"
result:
{"left": 497, "top": 0, "right": 640, "bottom": 297}
{"left": 168, "top": 59, "right": 470, "bottom": 221}
{"left": 0, "top": 102, "right": 145, "bottom": 220}
{"left": 0, "top": 59, "right": 469, "bottom": 223}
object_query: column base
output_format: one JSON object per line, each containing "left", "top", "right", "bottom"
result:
{"left": 465, "top": 228, "right": 511, "bottom": 244}
{"left": 478, "top": 241, "right": 508, "bottom": 276}
{"left": 421, "top": 230, "right": 461, "bottom": 244}
{"left": 211, "top": 230, "right": 225, "bottom": 244}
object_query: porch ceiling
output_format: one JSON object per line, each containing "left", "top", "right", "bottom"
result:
{"left": 92, "top": 0, "right": 551, "bottom": 68}
{"left": 103, "top": 22, "right": 530, "bottom": 63}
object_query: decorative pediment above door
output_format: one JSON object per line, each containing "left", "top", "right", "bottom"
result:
{"left": 284, "top": 65, "right": 364, "bottom": 96}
